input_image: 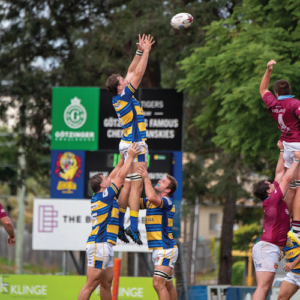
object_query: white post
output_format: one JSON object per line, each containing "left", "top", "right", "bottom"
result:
{"left": 190, "top": 198, "right": 199, "bottom": 284}
{"left": 62, "top": 251, "right": 67, "bottom": 275}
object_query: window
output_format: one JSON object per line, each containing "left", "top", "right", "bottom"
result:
{"left": 209, "top": 213, "right": 218, "bottom": 231}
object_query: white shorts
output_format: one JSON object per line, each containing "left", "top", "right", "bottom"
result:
{"left": 284, "top": 271, "right": 300, "bottom": 288}
{"left": 86, "top": 242, "right": 114, "bottom": 270}
{"left": 252, "top": 241, "right": 281, "bottom": 273}
{"left": 283, "top": 141, "right": 300, "bottom": 168}
{"left": 152, "top": 247, "right": 178, "bottom": 269}
{"left": 119, "top": 141, "right": 148, "bottom": 163}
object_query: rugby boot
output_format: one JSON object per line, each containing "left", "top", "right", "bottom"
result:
{"left": 288, "top": 230, "right": 300, "bottom": 246}
{"left": 118, "top": 228, "right": 130, "bottom": 244}
{"left": 125, "top": 226, "right": 143, "bottom": 245}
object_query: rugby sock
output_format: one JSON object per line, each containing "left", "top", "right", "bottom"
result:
{"left": 119, "top": 208, "right": 126, "bottom": 229}
{"left": 292, "top": 220, "right": 300, "bottom": 233}
{"left": 130, "top": 211, "right": 139, "bottom": 231}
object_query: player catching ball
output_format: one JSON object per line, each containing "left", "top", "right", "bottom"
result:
{"left": 106, "top": 34, "right": 155, "bottom": 245}
{"left": 260, "top": 60, "right": 300, "bottom": 243}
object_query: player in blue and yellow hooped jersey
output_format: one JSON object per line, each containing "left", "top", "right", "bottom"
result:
{"left": 78, "top": 143, "right": 141, "bottom": 300}
{"left": 137, "top": 166, "right": 178, "bottom": 300}
{"left": 278, "top": 229, "right": 300, "bottom": 300}
{"left": 106, "top": 34, "right": 155, "bottom": 246}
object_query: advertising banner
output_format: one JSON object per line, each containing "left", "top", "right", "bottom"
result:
{"left": 99, "top": 89, "right": 183, "bottom": 151}
{"left": 0, "top": 275, "right": 159, "bottom": 300}
{"left": 51, "top": 87, "right": 100, "bottom": 150}
{"left": 50, "top": 150, "right": 85, "bottom": 199}
{"left": 84, "top": 151, "right": 172, "bottom": 198}
{"left": 32, "top": 199, "right": 150, "bottom": 252}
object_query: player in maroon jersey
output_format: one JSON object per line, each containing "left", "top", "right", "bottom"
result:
{"left": 252, "top": 141, "right": 300, "bottom": 300}
{"left": 0, "top": 203, "right": 15, "bottom": 246}
{"left": 260, "top": 60, "right": 300, "bottom": 245}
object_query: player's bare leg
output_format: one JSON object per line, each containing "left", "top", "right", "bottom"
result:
{"left": 125, "top": 161, "right": 147, "bottom": 245}
{"left": 165, "top": 270, "right": 177, "bottom": 300}
{"left": 291, "top": 165, "right": 300, "bottom": 243}
{"left": 78, "top": 267, "right": 103, "bottom": 300}
{"left": 252, "top": 271, "right": 275, "bottom": 300}
{"left": 153, "top": 265, "right": 173, "bottom": 300}
{"left": 284, "top": 187, "right": 296, "bottom": 214}
{"left": 100, "top": 267, "right": 114, "bottom": 300}
{"left": 118, "top": 180, "right": 130, "bottom": 243}
{"left": 278, "top": 280, "right": 299, "bottom": 300}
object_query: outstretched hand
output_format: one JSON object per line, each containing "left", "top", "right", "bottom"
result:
{"left": 137, "top": 166, "right": 148, "bottom": 179}
{"left": 144, "top": 35, "right": 155, "bottom": 52}
{"left": 277, "top": 140, "right": 284, "bottom": 151}
{"left": 137, "top": 34, "right": 146, "bottom": 51}
{"left": 8, "top": 236, "right": 15, "bottom": 246}
{"left": 128, "top": 143, "right": 141, "bottom": 158}
{"left": 267, "top": 60, "right": 276, "bottom": 71}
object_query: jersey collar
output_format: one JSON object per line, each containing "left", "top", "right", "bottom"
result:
{"left": 277, "top": 95, "right": 294, "bottom": 100}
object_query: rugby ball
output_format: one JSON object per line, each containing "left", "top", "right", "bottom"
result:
{"left": 170, "top": 13, "right": 193, "bottom": 29}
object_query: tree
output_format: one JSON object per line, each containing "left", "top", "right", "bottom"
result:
{"left": 178, "top": 0, "right": 300, "bottom": 284}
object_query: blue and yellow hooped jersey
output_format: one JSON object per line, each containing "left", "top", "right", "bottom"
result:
{"left": 112, "top": 83, "right": 147, "bottom": 143}
{"left": 284, "top": 231, "right": 300, "bottom": 275}
{"left": 87, "top": 183, "right": 119, "bottom": 246}
{"left": 140, "top": 196, "right": 177, "bottom": 250}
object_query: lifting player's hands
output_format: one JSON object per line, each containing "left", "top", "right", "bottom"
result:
{"left": 277, "top": 140, "right": 284, "bottom": 151}
{"left": 144, "top": 35, "right": 155, "bottom": 53}
{"left": 127, "top": 143, "right": 141, "bottom": 158}
{"left": 294, "top": 151, "right": 300, "bottom": 161}
{"left": 137, "top": 34, "right": 146, "bottom": 51}
{"left": 283, "top": 261, "right": 295, "bottom": 272}
{"left": 267, "top": 60, "right": 276, "bottom": 71}
{"left": 137, "top": 166, "right": 148, "bottom": 179}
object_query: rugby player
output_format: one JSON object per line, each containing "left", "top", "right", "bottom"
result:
{"left": 277, "top": 223, "right": 300, "bottom": 300}
{"left": 106, "top": 34, "right": 155, "bottom": 245}
{"left": 0, "top": 203, "right": 15, "bottom": 246}
{"left": 78, "top": 143, "right": 141, "bottom": 300}
{"left": 260, "top": 60, "right": 300, "bottom": 242}
{"left": 252, "top": 141, "right": 300, "bottom": 300}
{"left": 137, "top": 166, "right": 178, "bottom": 300}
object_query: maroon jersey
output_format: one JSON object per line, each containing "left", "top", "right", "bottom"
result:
{"left": 0, "top": 203, "right": 7, "bottom": 218}
{"left": 260, "top": 181, "right": 290, "bottom": 247}
{"left": 263, "top": 92, "right": 300, "bottom": 142}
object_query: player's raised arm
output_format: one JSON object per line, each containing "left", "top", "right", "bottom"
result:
{"left": 260, "top": 60, "right": 276, "bottom": 97}
{"left": 112, "top": 143, "right": 141, "bottom": 190}
{"left": 279, "top": 151, "right": 300, "bottom": 196}
{"left": 108, "top": 153, "right": 124, "bottom": 180}
{"left": 125, "top": 34, "right": 145, "bottom": 83}
{"left": 130, "top": 35, "right": 155, "bottom": 90}
{"left": 138, "top": 167, "right": 162, "bottom": 207}
{"left": 274, "top": 140, "right": 285, "bottom": 184}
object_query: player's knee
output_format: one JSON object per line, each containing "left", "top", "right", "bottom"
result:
{"left": 153, "top": 277, "right": 165, "bottom": 291}
{"left": 278, "top": 293, "right": 288, "bottom": 300}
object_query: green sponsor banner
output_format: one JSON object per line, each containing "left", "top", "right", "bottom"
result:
{"left": 0, "top": 275, "right": 167, "bottom": 299}
{"left": 51, "top": 87, "right": 100, "bottom": 150}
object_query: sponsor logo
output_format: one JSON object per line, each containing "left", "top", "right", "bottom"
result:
{"left": 172, "top": 262, "right": 175, "bottom": 266}
{"left": 64, "top": 97, "right": 87, "bottom": 129}
{"left": 0, "top": 209, "right": 5, "bottom": 213}
{"left": 255, "top": 263, "right": 262, "bottom": 269}
{"left": 274, "top": 263, "right": 278, "bottom": 269}
{"left": 38, "top": 205, "right": 58, "bottom": 233}
{"left": 285, "top": 209, "right": 289, "bottom": 215}
{"left": 55, "top": 152, "right": 83, "bottom": 194}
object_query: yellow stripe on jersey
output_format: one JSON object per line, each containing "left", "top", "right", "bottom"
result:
{"left": 128, "top": 84, "right": 136, "bottom": 93}
{"left": 121, "top": 139, "right": 132, "bottom": 144}
{"left": 168, "top": 218, "right": 173, "bottom": 227}
{"left": 159, "top": 200, "right": 164, "bottom": 209}
{"left": 86, "top": 241, "right": 95, "bottom": 245}
{"left": 294, "top": 262, "right": 300, "bottom": 269}
{"left": 145, "top": 215, "right": 162, "bottom": 224}
{"left": 119, "top": 207, "right": 126, "bottom": 213}
{"left": 92, "top": 201, "right": 108, "bottom": 211}
{"left": 140, "top": 198, "right": 145, "bottom": 209}
{"left": 107, "top": 239, "right": 116, "bottom": 245}
{"left": 138, "top": 122, "right": 146, "bottom": 132}
{"left": 168, "top": 233, "right": 174, "bottom": 240}
{"left": 110, "top": 184, "right": 118, "bottom": 194}
{"left": 121, "top": 110, "right": 134, "bottom": 126}
{"left": 147, "top": 231, "right": 162, "bottom": 240}
{"left": 286, "top": 247, "right": 300, "bottom": 259}
{"left": 135, "top": 106, "right": 144, "bottom": 115}
{"left": 170, "top": 205, "right": 175, "bottom": 213}
{"left": 111, "top": 207, "right": 119, "bottom": 218}
{"left": 113, "top": 100, "right": 128, "bottom": 112}
{"left": 90, "top": 227, "right": 99, "bottom": 236}
{"left": 107, "top": 224, "right": 119, "bottom": 235}
{"left": 94, "top": 213, "right": 109, "bottom": 226}
{"left": 123, "top": 126, "right": 132, "bottom": 137}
